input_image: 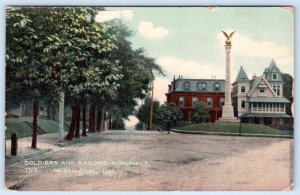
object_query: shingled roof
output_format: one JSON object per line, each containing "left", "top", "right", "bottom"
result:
{"left": 263, "top": 59, "right": 284, "bottom": 82}
{"left": 232, "top": 66, "right": 249, "bottom": 85}
{"left": 174, "top": 79, "right": 225, "bottom": 93}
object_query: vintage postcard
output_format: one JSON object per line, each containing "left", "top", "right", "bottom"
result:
{"left": 5, "top": 6, "right": 294, "bottom": 191}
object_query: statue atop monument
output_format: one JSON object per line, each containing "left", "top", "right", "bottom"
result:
{"left": 221, "top": 31, "right": 235, "bottom": 45}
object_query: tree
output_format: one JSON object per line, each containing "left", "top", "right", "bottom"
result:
{"left": 136, "top": 98, "right": 160, "bottom": 130}
{"left": 282, "top": 73, "right": 293, "bottom": 116}
{"left": 104, "top": 21, "right": 164, "bottom": 130}
{"left": 135, "top": 121, "right": 144, "bottom": 130}
{"left": 6, "top": 7, "right": 61, "bottom": 148}
{"left": 155, "top": 103, "right": 183, "bottom": 131}
{"left": 38, "top": 7, "right": 121, "bottom": 140}
{"left": 191, "top": 101, "right": 210, "bottom": 123}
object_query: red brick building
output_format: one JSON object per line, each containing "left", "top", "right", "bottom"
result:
{"left": 166, "top": 77, "right": 225, "bottom": 122}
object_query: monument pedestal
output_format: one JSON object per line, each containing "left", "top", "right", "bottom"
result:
{"left": 218, "top": 104, "right": 239, "bottom": 123}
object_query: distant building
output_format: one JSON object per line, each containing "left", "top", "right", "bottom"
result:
{"left": 165, "top": 76, "right": 225, "bottom": 122}
{"left": 232, "top": 59, "right": 291, "bottom": 127}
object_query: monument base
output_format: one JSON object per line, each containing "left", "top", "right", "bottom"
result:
{"left": 218, "top": 117, "right": 240, "bottom": 123}
{"left": 219, "top": 104, "right": 240, "bottom": 122}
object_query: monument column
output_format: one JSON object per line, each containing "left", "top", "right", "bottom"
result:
{"left": 219, "top": 31, "right": 238, "bottom": 122}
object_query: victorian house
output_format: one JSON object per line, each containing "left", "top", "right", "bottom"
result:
{"left": 232, "top": 59, "right": 291, "bottom": 127}
{"left": 166, "top": 76, "right": 225, "bottom": 122}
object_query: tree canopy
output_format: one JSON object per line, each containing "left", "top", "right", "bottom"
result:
{"left": 191, "top": 101, "right": 210, "bottom": 123}
{"left": 6, "top": 7, "right": 164, "bottom": 146}
{"left": 155, "top": 103, "right": 183, "bottom": 131}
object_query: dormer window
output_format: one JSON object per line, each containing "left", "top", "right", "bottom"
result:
{"left": 183, "top": 82, "right": 190, "bottom": 91}
{"left": 214, "top": 82, "right": 220, "bottom": 91}
{"left": 272, "top": 73, "right": 277, "bottom": 80}
{"left": 198, "top": 82, "right": 207, "bottom": 91}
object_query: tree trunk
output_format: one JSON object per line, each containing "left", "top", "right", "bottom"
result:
{"left": 52, "top": 106, "right": 57, "bottom": 121}
{"left": 31, "top": 99, "right": 39, "bottom": 149}
{"left": 74, "top": 105, "right": 80, "bottom": 138}
{"left": 100, "top": 105, "right": 106, "bottom": 130}
{"left": 96, "top": 108, "right": 101, "bottom": 131}
{"left": 110, "top": 119, "right": 112, "bottom": 130}
{"left": 88, "top": 101, "right": 95, "bottom": 132}
{"left": 46, "top": 105, "right": 51, "bottom": 120}
{"left": 82, "top": 105, "right": 87, "bottom": 137}
{"left": 111, "top": 119, "right": 115, "bottom": 130}
{"left": 108, "top": 117, "right": 112, "bottom": 130}
{"left": 65, "top": 106, "right": 76, "bottom": 140}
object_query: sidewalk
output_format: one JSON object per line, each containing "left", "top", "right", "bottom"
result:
{"left": 5, "top": 132, "right": 64, "bottom": 166}
{"left": 5, "top": 131, "right": 99, "bottom": 166}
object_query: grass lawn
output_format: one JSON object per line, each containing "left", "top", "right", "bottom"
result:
{"left": 177, "top": 123, "right": 292, "bottom": 135}
{"left": 5, "top": 118, "right": 69, "bottom": 140}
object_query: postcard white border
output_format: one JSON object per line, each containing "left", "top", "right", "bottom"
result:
{"left": 0, "top": 1, "right": 298, "bottom": 195}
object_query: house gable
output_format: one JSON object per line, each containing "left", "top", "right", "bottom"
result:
{"left": 247, "top": 75, "right": 276, "bottom": 97}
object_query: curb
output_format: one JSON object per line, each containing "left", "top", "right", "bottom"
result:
{"left": 170, "top": 129, "right": 293, "bottom": 139}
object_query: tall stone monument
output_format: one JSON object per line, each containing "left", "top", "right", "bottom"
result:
{"left": 219, "top": 31, "right": 239, "bottom": 122}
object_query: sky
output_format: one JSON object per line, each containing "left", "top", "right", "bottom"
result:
{"left": 99, "top": 7, "right": 294, "bottom": 128}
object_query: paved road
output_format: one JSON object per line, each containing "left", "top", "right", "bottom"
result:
{"left": 5, "top": 131, "right": 293, "bottom": 191}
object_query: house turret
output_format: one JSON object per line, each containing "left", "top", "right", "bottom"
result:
{"left": 263, "top": 59, "right": 284, "bottom": 97}
{"left": 232, "top": 66, "right": 250, "bottom": 116}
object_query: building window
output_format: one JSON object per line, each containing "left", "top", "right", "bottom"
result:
{"left": 198, "top": 82, "right": 207, "bottom": 91}
{"left": 241, "top": 100, "right": 246, "bottom": 108}
{"left": 192, "top": 97, "right": 198, "bottom": 107}
{"left": 272, "top": 85, "right": 281, "bottom": 96}
{"left": 207, "top": 98, "right": 213, "bottom": 107}
{"left": 272, "top": 73, "right": 277, "bottom": 80}
{"left": 259, "top": 88, "right": 264, "bottom": 93}
{"left": 241, "top": 86, "right": 245, "bottom": 93}
{"left": 179, "top": 97, "right": 185, "bottom": 107}
{"left": 183, "top": 82, "right": 190, "bottom": 91}
{"left": 214, "top": 82, "right": 220, "bottom": 91}
{"left": 220, "top": 98, "right": 225, "bottom": 106}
